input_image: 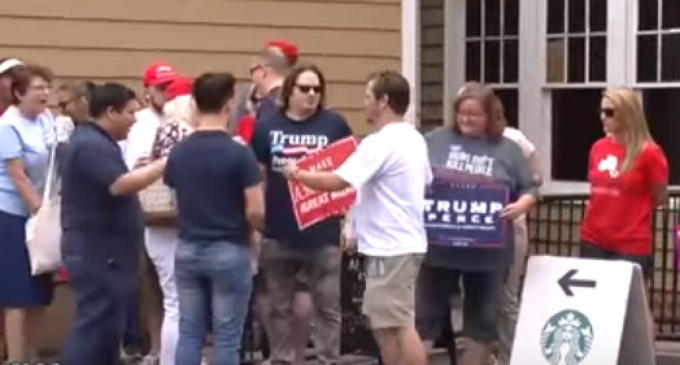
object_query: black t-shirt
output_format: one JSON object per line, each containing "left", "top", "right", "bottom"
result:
{"left": 256, "top": 87, "right": 281, "bottom": 120}
{"left": 60, "top": 123, "right": 144, "bottom": 269}
{"left": 164, "top": 130, "right": 260, "bottom": 244}
{"left": 250, "top": 109, "right": 353, "bottom": 249}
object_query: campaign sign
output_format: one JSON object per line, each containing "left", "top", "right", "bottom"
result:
{"left": 424, "top": 179, "right": 509, "bottom": 248}
{"left": 289, "top": 136, "right": 358, "bottom": 230}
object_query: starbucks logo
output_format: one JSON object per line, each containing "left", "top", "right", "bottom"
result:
{"left": 540, "top": 309, "right": 594, "bottom": 365}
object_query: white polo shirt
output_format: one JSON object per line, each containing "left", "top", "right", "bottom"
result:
{"left": 336, "top": 122, "right": 432, "bottom": 257}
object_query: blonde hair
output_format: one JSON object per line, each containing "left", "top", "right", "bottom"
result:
{"left": 603, "top": 88, "right": 654, "bottom": 172}
{"left": 163, "top": 94, "right": 195, "bottom": 127}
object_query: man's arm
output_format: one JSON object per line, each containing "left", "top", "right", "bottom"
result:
{"left": 76, "top": 141, "right": 165, "bottom": 196}
{"left": 285, "top": 136, "right": 388, "bottom": 192}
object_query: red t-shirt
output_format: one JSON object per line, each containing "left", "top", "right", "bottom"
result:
{"left": 236, "top": 114, "right": 255, "bottom": 143}
{"left": 580, "top": 137, "right": 668, "bottom": 255}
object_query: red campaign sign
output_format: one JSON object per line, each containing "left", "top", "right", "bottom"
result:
{"left": 289, "top": 136, "right": 358, "bottom": 230}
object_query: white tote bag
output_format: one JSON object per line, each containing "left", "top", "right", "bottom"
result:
{"left": 26, "top": 144, "right": 62, "bottom": 275}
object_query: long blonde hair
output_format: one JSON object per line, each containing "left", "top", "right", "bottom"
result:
{"left": 603, "top": 88, "right": 654, "bottom": 173}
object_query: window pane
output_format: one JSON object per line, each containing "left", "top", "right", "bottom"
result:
{"left": 484, "top": 40, "right": 501, "bottom": 83}
{"left": 661, "top": 0, "right": 680, "bottom": 29}
{"left": 466, "top": 0, "right": 482, "bottom": 37}
{"left": 661, "top": 33, "right": 680, "bottom": 81}
{"left": 589, "top": 0, "right": 607, "bottom": 32}
{"left": 546, "top": 39, "right": 566, "bottom": 83}
{"left": 503, "top": 39, "right": 519, "bottom": 83}
{"left": 568, "top": 0, "right": 586, "bottom": 33}
{"left": 547, "top": 0, "right": 565, "bottom": 34}
{"left": 466, "top": 41, "right": 482, "bottom": 81}
{"left": 484, "top": 0, "right": 502, "bottom": 36}
{"left": 551, "top": 89, "right": 603, "bottom": 181}
{"left": 643, "top": 88, "right": 680, "bottom": 184}
{"left": 495, "top": 89, "right": 519, "bottom": 128}
{"left": 588, "top": 36, "right": 607, "bottom": 81}
{"left": 639, "top": 0, "right": 659, "bottom": 30}
{"left": 637, "top": 35, "right": 658, "bottom": 82}
{"left": 503, "top": 0, "right": 520, "bottom": 36}
{"left": 567, "top": 37, "right": 586, "bottom": 83}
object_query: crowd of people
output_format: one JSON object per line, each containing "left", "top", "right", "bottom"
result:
{"left": 0, "top": 36, "right": 668, "bottom": 365}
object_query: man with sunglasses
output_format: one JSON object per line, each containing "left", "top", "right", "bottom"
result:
{"left": 120, "top": 62, "right": 177, "bottom": 365}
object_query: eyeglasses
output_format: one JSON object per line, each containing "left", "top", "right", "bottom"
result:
{"left": 58, "top": 99, "right": 75, "bottom": 110}
{"left": 296, "top": 85, "right": 323, "bottom": 94}
{"left": 249, "top": 64, "right": 265, "bottom": 75}
{"left": 600, "top": 107, "right": 615, "bottom": 118}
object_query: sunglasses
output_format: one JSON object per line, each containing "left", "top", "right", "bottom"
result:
{"left": 296, "top": 85, "right": 323, "bottom": 94}
{"left": 601, "top": 107, "right": 615, "bottom": 118}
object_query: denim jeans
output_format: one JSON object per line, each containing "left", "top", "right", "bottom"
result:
{"left": 174, "top": 240, "right": 252, "bottom": 365}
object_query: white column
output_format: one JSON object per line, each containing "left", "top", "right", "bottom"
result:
{"left": 443, "top": 0, "right": 466, "bottom": 126}
{"left": 519, "top": 0, "right": 551, "bottom": 181}
{"left": 401, "top": 0, "right": 420, "bottom": 126}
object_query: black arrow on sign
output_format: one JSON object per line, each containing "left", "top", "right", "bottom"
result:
{"left": 558, "top": 269, "right": 597, "bottom": 297}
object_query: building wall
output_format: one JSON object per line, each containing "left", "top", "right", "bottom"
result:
{"left": 0, "top": 0, "right": 401, "bottom": 351}
{"left": 419, "top": 0, "right": 444, "bottom": 130}
{"left": 0, "top": 0, "right": 402, "bottom": 136}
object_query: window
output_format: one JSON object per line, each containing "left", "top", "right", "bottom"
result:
{"left": 546, "top": 0, "right": 607, "bottom": 83}
{"left": 642, "top": 89, "right": 680, "bottom": 184}
{"left": 546, "top": 0, "right": 607, "bottom": 181}
{"left": 465, "top": 0, "right": 520, "bottom": 129}
{"left": 465, "top": 0, "right": 519, "bottom": 83}
{"left": 551, "top": 89, "right": 603, "bottom": 180}
{"left": 637, "top": 0, "right": 680, "bottom": 82}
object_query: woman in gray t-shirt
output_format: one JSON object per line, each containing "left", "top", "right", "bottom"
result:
{"left": 415, "top": 82, "right": 539, "bottom": 365}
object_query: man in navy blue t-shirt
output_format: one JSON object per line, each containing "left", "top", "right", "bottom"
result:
{"left": 250, "top": 64, "right": 353, "bottom": 365}
{"left": 164, "top": 72, "right": 264, "bottom": 365}
{"left": 60, "top": 83, "right": 166, "bottom": 365}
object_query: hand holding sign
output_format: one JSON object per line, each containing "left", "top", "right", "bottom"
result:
{"left": 287, "top": 137, "right": 358, "bottom": 230}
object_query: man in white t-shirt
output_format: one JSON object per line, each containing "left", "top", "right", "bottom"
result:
{"left": 281, "top": 71, "right": 431, "bottom": 365}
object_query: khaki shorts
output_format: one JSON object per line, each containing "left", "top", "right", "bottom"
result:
{"left": 362, "top": 254, "right": 423, "bottom": 329}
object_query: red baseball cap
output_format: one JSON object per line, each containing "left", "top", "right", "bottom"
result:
{"left": 142, "top": 62, "right": 176, "bottom": 88}
{"left": 164, "top": 76, "right": 193, "bottom": 101}
{"left": 266, "top": 40, "right": 299, "bottom": 65}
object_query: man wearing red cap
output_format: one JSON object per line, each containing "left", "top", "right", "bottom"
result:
{"left": 122, "top": 61, "right": 177, "bottom": 365}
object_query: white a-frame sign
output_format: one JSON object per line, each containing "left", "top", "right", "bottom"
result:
{"left": 510, "top": 256, "right": 656, "bottom": 365}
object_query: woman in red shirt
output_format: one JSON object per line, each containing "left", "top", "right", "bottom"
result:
{"left": 580, "top": 87, "right": 667, "bottom": 337}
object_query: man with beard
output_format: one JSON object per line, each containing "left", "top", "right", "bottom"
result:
{"left": 121, "top": 62, "right": 177, "bottom": 364}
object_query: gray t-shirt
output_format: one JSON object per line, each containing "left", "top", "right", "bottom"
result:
{"left": 423, "top": 127, "right": 538, "bottom": 271}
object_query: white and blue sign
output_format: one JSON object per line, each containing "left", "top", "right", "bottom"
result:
{"left": 424, "top": 180, "right": 509, "bottom": 248}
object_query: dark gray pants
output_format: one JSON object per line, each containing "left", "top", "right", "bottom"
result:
{"left": 260, "top": 239, "right": 342, "bottom": 365}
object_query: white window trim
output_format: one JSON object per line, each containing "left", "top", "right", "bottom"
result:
{"left": 443, "top": 0, "right": 466, "bottom": 126}
{"left": 537, "top": 0, "right": 629, "bottom": 195}
{"left": 402, "top": 0, "right": 420, "bottom": 127}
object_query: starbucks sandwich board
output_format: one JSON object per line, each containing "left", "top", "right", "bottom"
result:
{"left": 510, "top": 256, "right": 656, "bottom": 365}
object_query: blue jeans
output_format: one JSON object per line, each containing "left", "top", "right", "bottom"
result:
{"left": 60, "top": 252, "right": 137, "bottom": 365}
{"left": 174, "top": 240, "right": 252, "bottom": 365}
